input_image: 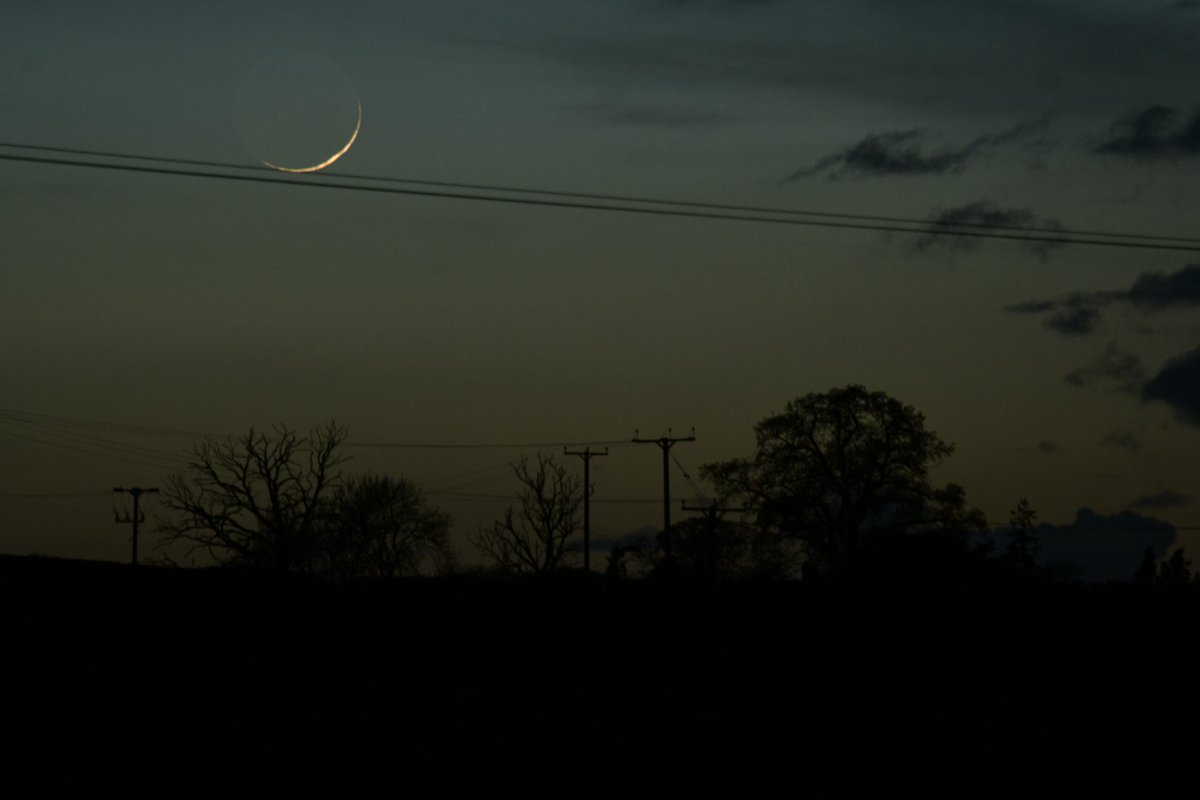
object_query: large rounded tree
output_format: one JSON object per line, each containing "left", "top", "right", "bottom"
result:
{"left": 700, "top": 386, "right": 984, "bottom": 576}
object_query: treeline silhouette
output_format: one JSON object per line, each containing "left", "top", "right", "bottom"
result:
{"left": 145, "top": 386, "right": 1197, "bottom": 587}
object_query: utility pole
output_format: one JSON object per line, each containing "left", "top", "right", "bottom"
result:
{"left": 682, "top": 499, "right": 746, "bottom": 580}
{"left": 114, "top": 486, "right": 158, "bottom": 566}
{"left": 633, "top": 428, "right": 695, "bottom": 567}
{"left": 564, "top": 446, "right": 608, "bottom": 572}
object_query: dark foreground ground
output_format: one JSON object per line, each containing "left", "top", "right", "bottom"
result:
{"left": 3, "top": 556, "right": 1198, "bottom": 776}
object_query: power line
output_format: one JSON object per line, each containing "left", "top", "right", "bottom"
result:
{"left": 0, "top": 416, "right": 193, "bottom": 463}
{"left": 0, "top": 408, "right": 634, "bottom": 452}
{"left": 671, "top": 452, "right": 708, "bottom": 501}
{"left": 0, "top": 426, "right": 182, "bottom": 471}
{"left": 0, "top": 409, "right": 220, "bottom": 440}
{"left": 345, "top": 439, "right": 635, "bottom": 449}
{"left": 0, "top": 490, "right": 112, "bottom": 498}
{"left": 4, "top": 140, "right": 1197, "bottom": 246}
{"left": 426, "top": 489, "right": 661, "bottom": 504}
{"left": 4, "top": 148, "right": 1199, "bottom": 252}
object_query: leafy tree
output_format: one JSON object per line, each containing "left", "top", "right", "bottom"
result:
{"left": 469, "top": 452, "right": 583, "bottom": 576}
{"left": 157, "top": 421, "right": 348, "bottom": 571}
{"left": 1157, "top": 548, "right": 1194, "bottom": 587}
{"left": 1133, "top": 547, "right": 1158, "bottom": 585}
{"left": 319, "top": 474, "right": 454, "bottom": 580}
{"left": 700, "top": 385, "right": 983, "bottom": 577}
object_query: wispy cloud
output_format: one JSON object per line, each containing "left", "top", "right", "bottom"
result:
{"left": 1096, "top": 104, "right": 1200, "bottom": 158}
{"left": 1100, "top": 430, "right": 1143, "bottom": 453}
{"left": 787, "top": 119, "right": 1047, "bottom": 180}
{"left": 914, "top": 201, "right": 1065, "bottom": 256}
{"left": 1130, "top": 489, "right": 1190, "bottom": 510}
{"left": 1064, "top": 343, "right": 1147, "bottom": 395}
{"left": 1009, "top": 264, "right": 1200, "bottom": 336}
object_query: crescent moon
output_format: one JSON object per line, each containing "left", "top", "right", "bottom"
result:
{"left": 261, "top": 102, "right": 362, "bottom": 174}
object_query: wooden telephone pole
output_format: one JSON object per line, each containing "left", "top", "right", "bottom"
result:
{"left": 114, "top": 486, "right": 158, "bottom": 566}
{"left": 633, "top": 428, "right": 695, "bottom": 567}
{"left": 564, "top": 446, "right": 608, "bottom": 572}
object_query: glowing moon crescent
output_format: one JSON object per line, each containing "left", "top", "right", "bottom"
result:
{"left": 260, "top": 102, "right": 361, "bottom": 174}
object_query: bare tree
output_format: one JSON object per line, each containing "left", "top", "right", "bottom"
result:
{"left": 470, "top": 452, "right": 583, "bottom": 575}
{"left": 157, "top": 421, "right": 348, "bottom": 571}
{"left": 320, "top": 474, "right": 455, "bottom": 579}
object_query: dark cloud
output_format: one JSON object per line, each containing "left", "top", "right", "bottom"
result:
{"left": 787, "top": 119, "right": 1047, "bottom": 180}
{"left": 1130, "top": 490, "right": 1190, "bottom": 510}
{"left": 913, "top": 202, "right": 1065, "bottom": 256}
{"left": 1009, "top": 264, "right": 1200, "bottom": 336}
{"left": 1122, "top": 264, "right": 1200, "bottom": 310}
{"left": 1045, "top": 305, "right": 1103, "bottom": 337}
{"left": 1064, "top": 343, "right": 1147, "bottom": 394}
{"left": 1142, "top": 345, "right": 1200, "bottom": 425}
{"left": 1031, "top": 507, "right": 1176, "bottom": 582}
{"left": 1007, "top": 299, "right": 1056, "bottom": 314}
{"left": 1035, "top": 440, "right": 1059, "bottom": 454}
{"left": 1100, "top": 430, "right": 1143, "bottom": 452}
{"left": 1096, "top": 105, "right": 1200, "bottom": 158}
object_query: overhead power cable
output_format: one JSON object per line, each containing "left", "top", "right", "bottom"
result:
{"left": 0, "top": 408, "right": 636, "bottom": 452}
{"left": 3, "top": 144, "right": 1199, "bottom": 252}
{"left": 4, "top": 141, "right": 1198, "bottom": 245}
{"left": 0, "top": 490, "right": 112, "bottom": 499}
{"left": 344, "top": 439, "right": 636, "bottom": 450}
{"left": 0, "top": 409, "right": 219, "bottom": 440}
{"left": 427, "top": 489, "right": 661, "bottom": 504}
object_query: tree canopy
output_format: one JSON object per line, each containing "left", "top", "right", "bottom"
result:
{"left": 158, "top": 421, "right": 348, "bottom": 571}
{"left": 700, "top": 385, "right": 985, "bottom": 577}
{"left": 469, "top": 452, "right": 583, "bottom": 576}
{"left": 320, "top": 474, "right": 454, "bottom": 579}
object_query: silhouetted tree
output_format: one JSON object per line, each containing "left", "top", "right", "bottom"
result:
{"left": 1133, "top": 547, "right": 1158, "bottom": 585}
{"left": 157, "top": 421, "right": 348, "bottom": 571}
{"left": 469, "top": 453, "right": 583, "bottom": 576}
{"left": 1157, "top": 548, "right": 1194, "bottom": 587}
{"left": 617, "top": 516, "right": 803, "bottom": 580}
{"left": 319, "top": 474, "right": 454, "bottom": 580}
{"left": 1006, "top": 497, "right": 1040, "bottom": 567}
{"left": 701, "top": 385, "right": 983, "bottom": 577}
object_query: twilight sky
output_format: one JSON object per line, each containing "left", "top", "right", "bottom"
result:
{"left": 3, "top": 0, "right": 1199, "bottom": 571}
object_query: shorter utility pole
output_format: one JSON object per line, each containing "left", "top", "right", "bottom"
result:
{"left": 633, "top": 428, "right": 695, "bottom": 567}
{"left": 682, "top": 499, "right": 746, "bottom": 580}
{"left": 114, "top": 486, "right": 158, "bottom": 566}
{"left": 564, "top": 446, "right": 608, "bottom": 572}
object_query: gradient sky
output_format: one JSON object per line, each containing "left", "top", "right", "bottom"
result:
{"left": 3, "top": 1, "right": 1199, "bottom": 571}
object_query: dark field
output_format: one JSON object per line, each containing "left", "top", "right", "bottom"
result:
{"left": 3, "top": 556, "right": 1197, "bottom": 774}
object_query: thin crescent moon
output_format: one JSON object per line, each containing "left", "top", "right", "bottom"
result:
{"left": 261, "top": 102, "right": 361, "bottom": 174}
